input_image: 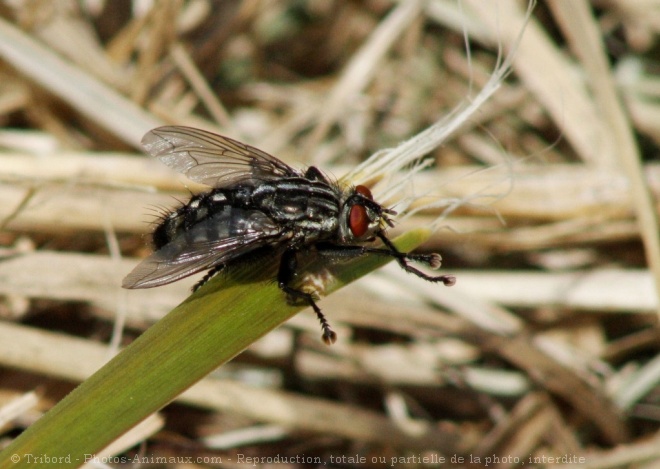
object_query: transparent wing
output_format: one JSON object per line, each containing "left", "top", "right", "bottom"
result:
{"left": 122, "top": 210, "right": 286, "bottom": 289}
{"left": 142, "top": 126, "right": 300, "bottom": 187}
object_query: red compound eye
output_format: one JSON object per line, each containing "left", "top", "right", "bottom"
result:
{"left": 349, "top": 204, "right": 369, "bottom": 237}
{"left": 349, "top": 185, "right": 373, "bottom": 238}
{"left": 355, "top": 185, "right": 372, "bottom": 199}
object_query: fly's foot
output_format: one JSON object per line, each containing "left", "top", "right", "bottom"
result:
{"left": 280, "top": 283, "right": 337, "bottom": 345}
{"left": 401, "top": 262, "right": 456, "bottom": 286}
{"left": 406, "top": 252, "right": 443, "bottom": 270}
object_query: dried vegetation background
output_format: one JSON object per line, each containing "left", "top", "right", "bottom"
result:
{"left": 1, "top": 0, "right": 660, "bottom": 467}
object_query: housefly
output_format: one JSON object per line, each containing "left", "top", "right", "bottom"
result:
{"left": 123, "top": 126, "right": 455, "bottom": 344}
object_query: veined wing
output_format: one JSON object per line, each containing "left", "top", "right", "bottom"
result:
{"left": 141, "top": 126, "right": 300, "bottom": 188}
{"left": 123, "top": 209, "right": 287, "bottom": 289}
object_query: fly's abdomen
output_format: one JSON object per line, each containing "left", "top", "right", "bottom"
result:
{"left": 153, "top": 190, "right": 227, "bottom": 249}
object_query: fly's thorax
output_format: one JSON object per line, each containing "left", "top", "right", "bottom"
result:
{"left": 249, "top": 177, "right": 341, "bottom": 237}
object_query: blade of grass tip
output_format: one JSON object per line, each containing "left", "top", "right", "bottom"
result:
{"left": 0, "top": 229, "right": 435, "bottom": 469}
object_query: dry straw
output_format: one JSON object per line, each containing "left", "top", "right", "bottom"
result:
{"left": 0, "top": 0, "right": 659, "bottom": 466}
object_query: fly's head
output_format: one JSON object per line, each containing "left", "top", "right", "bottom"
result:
{"left": 338, "top": 185, "right": 396, "bottom": 243}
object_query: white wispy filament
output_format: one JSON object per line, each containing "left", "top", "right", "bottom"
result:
{"left": 342, "top": 1, "right": 534, "bottom": 229}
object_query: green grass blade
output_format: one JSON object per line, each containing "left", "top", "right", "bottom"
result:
{"left": 0, "top": 229, "right": 434, "bottom": 468}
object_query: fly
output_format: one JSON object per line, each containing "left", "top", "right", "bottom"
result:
{"left": 123, "top": 126, "right": 455, "bottom": 344}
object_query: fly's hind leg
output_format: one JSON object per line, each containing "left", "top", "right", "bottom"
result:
{"left": 192, "top": 264, "right": 225, "bottom": 292}
{"left": 278, "top": 249, "right": 337, "bottom": 345}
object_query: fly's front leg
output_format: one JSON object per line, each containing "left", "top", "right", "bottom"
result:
{"left": 376, "top": 232, "right": 456, "bottom": 286}
{"left": 316, "top": 235, "right": 456, "bottom": 286}
{"left": 278, "top": 249, "right": 337, "bottom": 345}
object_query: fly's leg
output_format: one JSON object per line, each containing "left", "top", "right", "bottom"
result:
{"left": 192, "top": 264, "right": 225, "bottom": 292}
{"left": 278, "top": 249, "right": 337, "bottom": 345}
{"left": 375, "top": 232, "right": 456, "bottom": 286}
{"left": 316, "top": 233, "right": 456, "bottom": 286}
{"left": 303, "top": 166, "right": 330, "bottom": 183}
